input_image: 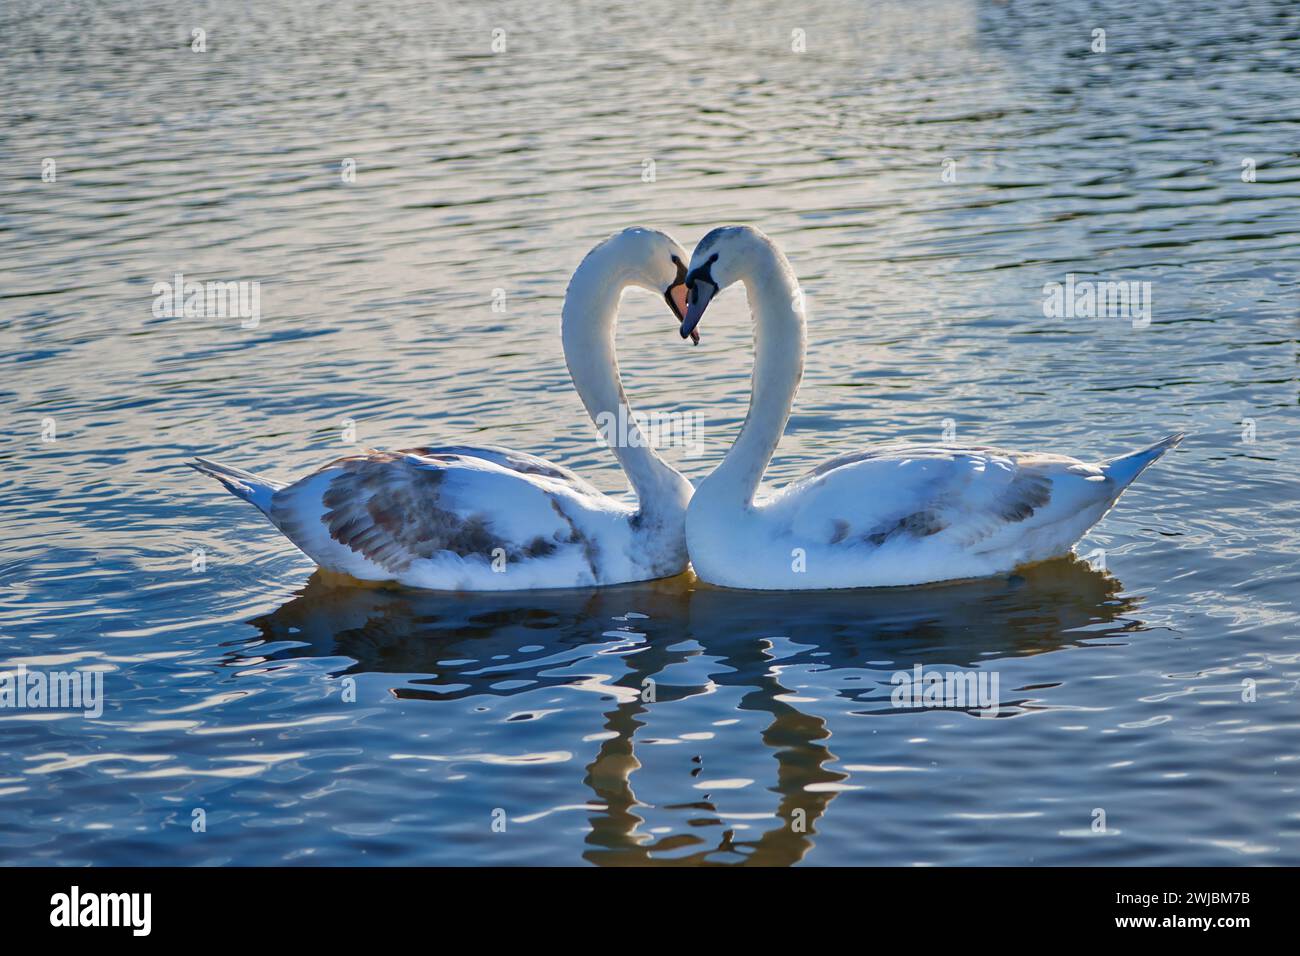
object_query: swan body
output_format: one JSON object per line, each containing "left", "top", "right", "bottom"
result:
{"left": 191, "top": 228, "right": 695, "bottom": 591}
{"left": 677, "top": 225, "right": 1183, "bottom": 590}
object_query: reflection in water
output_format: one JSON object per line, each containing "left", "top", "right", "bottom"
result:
{"left": 4, "top": 0, "right": 1297, "bottom": 867}
{"left": 243, "top": 558, "right": 1140, "bottom": 865}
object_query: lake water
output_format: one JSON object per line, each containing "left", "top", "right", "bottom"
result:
{"left": 2, "top": 0, "right": 1298, "bottom": 865}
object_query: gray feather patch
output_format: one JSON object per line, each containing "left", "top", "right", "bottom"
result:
{"left": 862, "top": 510, "right": 949, "bottom": 547}
{"left": 318, "top": 453, "right": 563, "bottom": 574}
{"left": 994, "top": 471, "right": 1053, "bottom": 522}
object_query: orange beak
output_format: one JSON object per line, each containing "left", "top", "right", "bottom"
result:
{"left": 671, "top": 283, "right": 689, "bottom": 321}
{"left": 666, "top": 282, "right": 698, "bottom": 344}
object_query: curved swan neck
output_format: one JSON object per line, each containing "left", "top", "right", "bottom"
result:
{"left": 561, "top": 239, "right": 691, "bottom": 516}
{"left": 700, "top": 242, "right": 806, "bottom": 511}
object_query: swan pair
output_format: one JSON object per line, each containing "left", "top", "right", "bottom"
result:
{"left": 192, "top": 225, "right": 1181, "bottom": 591}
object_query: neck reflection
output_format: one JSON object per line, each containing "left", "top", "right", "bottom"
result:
{"left": 239, "top": 558, "right": 1142, "bottom": 865}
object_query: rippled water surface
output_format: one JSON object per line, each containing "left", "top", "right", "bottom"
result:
{"left": 2, "top": 0, "right": 1299, "bottom": 865}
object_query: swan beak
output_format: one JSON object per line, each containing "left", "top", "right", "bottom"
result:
{"left": 665, "top": 282, "right": 698, "bottom": 344}
{"left": 680, "top": 282, "right": 716, "bottom": 343}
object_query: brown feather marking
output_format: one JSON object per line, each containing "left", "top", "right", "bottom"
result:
{"left": 995, "top": 471, "right": 1052, "bottom": 522}
{"left": 548, "top": 497, "right": 598, "bottom": 579}
{"left": 320, "top": 454, "right": 533, "bottom": 573}
{"left": 863, "top": 510, "right": 949, "bottom": 547}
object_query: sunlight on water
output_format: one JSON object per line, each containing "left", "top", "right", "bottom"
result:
{"left": 1, "top": 0, "right": 1298, "bottom": 864}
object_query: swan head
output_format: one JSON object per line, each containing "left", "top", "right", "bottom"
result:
{"left": 680, "top": 225, "right": 775, "bottom": 340}
{"left": 601, "top": 227, "right": 695, "bottom": 342}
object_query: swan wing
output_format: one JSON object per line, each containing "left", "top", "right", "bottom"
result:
{"left": 265, "top": 449, "right": 623, "bottom": 588}
{"left": 777, "top": 444, "right": 1114, "bottom": 554}
{"left": 396, "top": 444, "right": 602, "bottom": 497}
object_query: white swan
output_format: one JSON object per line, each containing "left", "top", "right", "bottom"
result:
{"left": 190, "top": 227, "right": 696, "bottom": 590}
{"left": 676, "top": 225, "right": 1183, "bottom": 590}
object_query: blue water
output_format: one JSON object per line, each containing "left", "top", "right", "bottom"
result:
{"left": 2, "top": 0, "right": 1298, "bottom": 865}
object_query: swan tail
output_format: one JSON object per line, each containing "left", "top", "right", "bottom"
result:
{"left": 188, "top": 456, "right": 284, "bottom": 516}
{"left": 1099, "top": 432, "right": 1185, "bottom": 490}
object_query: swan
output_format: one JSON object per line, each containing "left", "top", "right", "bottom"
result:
{"left": 676, "top": 224, "right": 1184, "bottom": 590}
{"left": 190, "top": 227, "right": 696, "bottom": 590}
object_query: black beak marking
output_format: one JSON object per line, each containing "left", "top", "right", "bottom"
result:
{"left": 680, "top": 253, "right": 719, "bottom": 342}
{"left": 684, "top": 253, "right": 719, "bottom": 295}
{"left": 663, "top": 254, "right": 688, "bottom": 322}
